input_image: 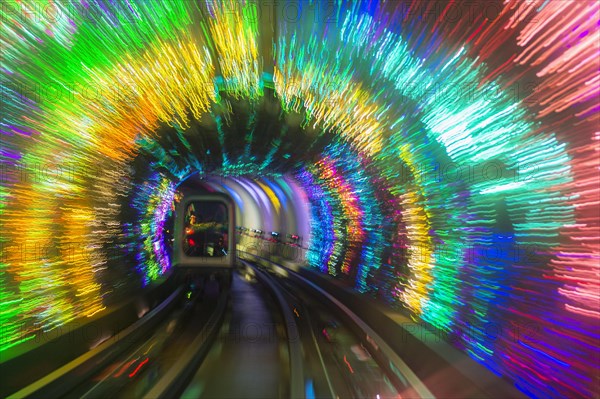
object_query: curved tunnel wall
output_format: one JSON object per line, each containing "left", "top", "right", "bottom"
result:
{"left": 1, "top": 1, "right": 599, "bottom": 397}
{"left": 196, "top": 175, "right": 311, "bottom": 241}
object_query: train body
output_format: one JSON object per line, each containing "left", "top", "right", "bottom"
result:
{"left": 173, "top": 192, "right": 236, "bottom": 269}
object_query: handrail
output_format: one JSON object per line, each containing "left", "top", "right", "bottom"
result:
{"left": 9, "top": 287, "right": 183, "bottom": 399}
{"left": 239, "top": 250, "right": 435, "bottom": 399}
{"left": 241, "top": 259, "right": 305, "bottom": 399}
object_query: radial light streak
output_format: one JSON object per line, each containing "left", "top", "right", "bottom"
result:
{"left": 1, "top": 1, "right": 598, "bottom": 398}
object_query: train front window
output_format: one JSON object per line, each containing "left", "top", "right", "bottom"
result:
{"left": 183, "top": 201, "right": 229, "bottom": 257}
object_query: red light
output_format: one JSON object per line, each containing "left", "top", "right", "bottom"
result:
{"left": 128, "top": 357, "right": 149, "bottom": 378}
{"left": 343, "top": 355, "right": 354, "bottom": 374}
{"left": 114, "top": 357, "right": 139, "bottom": 378}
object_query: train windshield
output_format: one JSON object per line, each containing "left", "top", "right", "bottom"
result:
{"left": 183, "top": 201, "right": 229, "bottom": 257}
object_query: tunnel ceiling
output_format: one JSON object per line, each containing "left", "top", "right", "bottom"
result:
{"left": 1, "top": 1, "right": 599, "bottom": 398}
{"left": 139, "top": 90, "right": 339, "bottom": 179}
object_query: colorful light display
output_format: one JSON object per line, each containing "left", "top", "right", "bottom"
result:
{"left": 126, "top": 173, "right": 176, "bottom": 286}
{"left": 1, "top": 1, "right": 598, "bottom": 397}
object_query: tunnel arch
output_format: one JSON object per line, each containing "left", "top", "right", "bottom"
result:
{"left": 1, "top": 1, "right": 598, "bottom": 397}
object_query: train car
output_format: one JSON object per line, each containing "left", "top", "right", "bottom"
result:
{"left": 173, "top": 192, "right": 236, "bottom": 269}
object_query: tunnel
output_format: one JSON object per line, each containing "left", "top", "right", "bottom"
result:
{"left": 1, "top": 0, "right": 599, "bottom": 398}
